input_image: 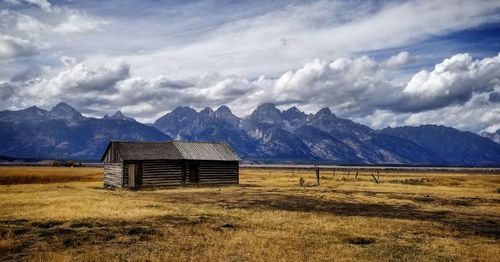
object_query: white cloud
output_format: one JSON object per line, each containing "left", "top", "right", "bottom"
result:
{"left": 396, "top": 53, "right": 500, "bottom": 112}
{"left": 15, "top": 14, "right": 47, "bottom": 37}
{"left": 385, "top": 51, "right": 416, "bottom": 68}
{"left": 0, "top": 34, "right": 39, "bottom": 60}
{"left": 54, "top": 13, "right": 108, "bottom": 34}
{"left": 0, "top": 0, "right": 499, "bottom": 132}
{"left": 60, "top": 56, "right": 78, "bottom": 67}
{"left": 2, "top": 52, "right": 499, "bottom": 132}
{"left": 26, "top": 60, "right": 129, "bottom": 100}
{"left": 272, "top": 56, "right": 397, "bottom": 116}
{"left": 22, "top": 0, "right": 52, "bottom": 12}
{"left": 96, "top": 0, "right": 500, "bottom": 79}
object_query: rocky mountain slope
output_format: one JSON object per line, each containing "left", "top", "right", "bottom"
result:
{"left": 482, "top": 129, "right": 500, "bottom": 144}
{"left": 152, "top": 103, "right": 500, "bottom": 166}
{"left": 1, "top": 102, "right": 499, "bottom": 165}
{"left": 0, "top": 103, "right": 169, "bottom": 160}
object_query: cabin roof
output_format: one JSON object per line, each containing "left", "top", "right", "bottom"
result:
{"left": 172, "top": 141, "right": 240, "bottom": 161}
{"left": 100, "top": 141, "right": 240, "bottom": 161}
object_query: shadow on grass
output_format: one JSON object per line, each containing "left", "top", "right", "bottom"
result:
{"left": 152, "top": 190, "right": 500, "bottom": 239}
{"left": 0, "top": 214, "right": 228, "bottom": 259}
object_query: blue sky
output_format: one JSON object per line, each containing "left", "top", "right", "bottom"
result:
{"left": 0, "top": 0, "right": 499, "bottom": 133}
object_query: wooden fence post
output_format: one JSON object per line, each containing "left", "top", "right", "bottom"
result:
{"left": 371, "top": 174, "right": 379, "bottom": 184}
{"left": 333, "top": 168, "right": 336, "bottom": 177}
{"left": 315, "top": 165, "right": 320, "bottom": 186}
{"left": 355, "top": 171, "right": 358, "bottom": 179}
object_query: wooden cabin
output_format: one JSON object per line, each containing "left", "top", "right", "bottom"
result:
{"left": 100, "top": 141, "right": 240, "bottom": 188}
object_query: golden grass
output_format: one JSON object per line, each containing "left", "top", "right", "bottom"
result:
{"left": 0, "top": 167, "right": 499, "bottom": 261}
{"left": 0, "top": 166, "right": 101, "bottom": 185}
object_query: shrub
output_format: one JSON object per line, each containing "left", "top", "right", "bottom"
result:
{"left": 299, "top": 177, "right": 305, "bottom": 187}
{"left": 402, "top": 178, "right": 426, "bottom": 185}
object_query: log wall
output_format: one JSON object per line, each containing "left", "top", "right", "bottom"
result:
{"left": 198, "top": 160, "right": 239, "bottom": 185}
{"left": 118, "top": 160, "right": 239, "bottom": 188}
{"left": 103, "top": 163, "right": 123, "bottom": 187}
{"left": 124, "top": 160, "right": 183, "bottom": 187}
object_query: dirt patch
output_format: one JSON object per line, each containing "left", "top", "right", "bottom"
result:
{"left": 346, "top": 236, "right": 374, "bottom": 245}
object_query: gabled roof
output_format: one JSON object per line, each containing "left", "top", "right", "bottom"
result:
{"left": 100, "top": 141, "right": 240, "bottom": 161}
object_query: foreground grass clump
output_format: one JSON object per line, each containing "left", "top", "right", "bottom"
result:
{"left": 0, "top": 167, "right": 499, "bottom": 261}
{"left": 0, "top": 166, "right": 101, "bottom": 185}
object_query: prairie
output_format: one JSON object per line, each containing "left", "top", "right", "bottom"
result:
{"left": 0, "top": 166, "right": 499, "bottom": 261}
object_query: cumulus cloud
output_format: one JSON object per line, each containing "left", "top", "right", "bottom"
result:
{"left": 26, "top": 60, "right": 130, "bottom": 99}
{"left": 1, "top": 48, "right": 498, "bottom": 132}
{"left": 385, "top": 51, "right": 416, "bottom": 68}
{"left": 106, "top": 73, "right": 259, "bottom": 120}
{"left": 0, "top": 34, "right": 39, "bottom": 60}
{"left": 272, "top": 56, "right": 398, "bottom": 116}
{"left": 394, "top": 53, "right": 500, "bottom": 112}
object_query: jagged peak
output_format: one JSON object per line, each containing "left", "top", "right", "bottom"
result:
{"left": 171, "top": 106, "right": 197, "bottom": 113}
{"left": 201, "top": 107, "right": 214, "bottom": 112}
{"left": 214, "top": 105, "right": 240, "bottom": 126}
{"left": 112, "top": 110, "right": 125, "bottom": 118}
{"left": 51, "top": 102, "right": 77, "bottom": 111}
{"left": 103, "top": 110, "right": 135, "bottom": 121}
{"left": 282, "top": 105, "right": 306, "bottom": 121}
{"left": 24, "top": 105, "right": 46, "bottom": 112}
{"left": 252, "top": 103, "right": 281, "bottom": 116}
{"left": 287, "top": 106, "right": 300, "bottom": 112}
{"left": 215, "top": 105, "right": 232, "bottom": 113}
{"left": 316, "top": 107, "right": 334, "bottom": 116}
{"left": 49, "top": 102, "right": 82, "bottom": 119}
{"left": 256, "top": 103, "right": 278, "bottom": 110}
{"left": 200, "top": 107, "right": 215, "bottom": 117}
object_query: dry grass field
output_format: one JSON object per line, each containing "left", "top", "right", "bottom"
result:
{"left": 0, "top": 166, "right": 499, "bottom": 261}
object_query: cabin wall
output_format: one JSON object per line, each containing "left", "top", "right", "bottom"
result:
{"left": 103, "top": 145, "right": 121, "bottom": 163}
{"left": 124, "top": 160, "right": 183, "bottom": 187}
{"left": 198, "top": 160, "right": 239, "bottom": 185}
{"left": 103, "top": 163, "right": 123, "bottom": 187}
{"left": 115, "top": 160, "right": 239, "bottom": 188}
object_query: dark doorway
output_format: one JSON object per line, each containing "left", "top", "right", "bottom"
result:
{"left": 127, "top": 163, "right": 142, "bottom": 188}
{"left": 187, "top": 162, "right": 200, "bottom": 185}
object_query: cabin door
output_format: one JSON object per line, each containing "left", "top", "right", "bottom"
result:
{"left": 128, "top": 164, "right": 142, "bottom": 188}
{"left": 187, "top": 162, "right": 200, "bottom": 185}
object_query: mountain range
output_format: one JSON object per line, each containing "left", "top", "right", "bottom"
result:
{"left": 0, "top": 102, "right": 499, "bottom": 166}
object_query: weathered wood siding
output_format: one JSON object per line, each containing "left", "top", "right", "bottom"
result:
{"left": 103, "top": 145, "right": 121, "bottom": 163}
{"left": 103, "top": 163, "right": 123, "bottom": 187}
{"left": 198, "top": 160, "right": 239, "bottom": 185}
{"left": 124, "top": 160, "right": 183, "bottom": 187}
{"left": 117, "top": 160, "right": 238, "bottom": 188}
